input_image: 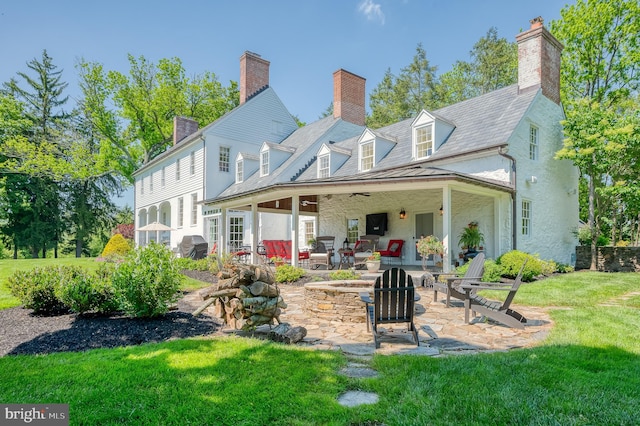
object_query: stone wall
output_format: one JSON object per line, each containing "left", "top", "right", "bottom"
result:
{"left": 304, "top": 281, "right": 373, "bottom": 322}
{"left": 575, "top": 246, "right": 640, "bottom": 272}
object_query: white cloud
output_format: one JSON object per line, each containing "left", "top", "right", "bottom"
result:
{"left": 358, "top": 0, "right": 385, "bottom": 25}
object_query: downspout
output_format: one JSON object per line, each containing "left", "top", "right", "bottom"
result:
{"left": 498, "top": 146, "right": 517, "bottom": 251}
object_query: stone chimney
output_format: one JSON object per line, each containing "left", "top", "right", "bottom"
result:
{"left": 240, "top": 51, "right": 270, "bottom": 104}
{"left": 515, "top": 16, "right": 564, "bottom": 104}
{"left": 333, "top": 69, "right": 366, "bottom": 126}
{"left": 173, "top": 116, "right": 198, "bottom": 145}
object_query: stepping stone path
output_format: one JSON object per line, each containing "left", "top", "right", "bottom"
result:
{"left": 598, "top": 291, "right": 640, "bottom": 307}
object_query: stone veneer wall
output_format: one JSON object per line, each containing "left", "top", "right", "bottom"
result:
{"left": 575, "top": 246, "right": 640, "bottom": 272}
{"left": 304, "top": 281, "right": 373, "bottom": 322}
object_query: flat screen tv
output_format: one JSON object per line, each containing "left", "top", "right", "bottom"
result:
{"left": 366, "top": 213, "right": 388, "bottom": 236}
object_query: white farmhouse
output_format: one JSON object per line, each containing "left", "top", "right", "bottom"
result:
{"left": 203, "top": 17, "right": 579, "bottom": 270}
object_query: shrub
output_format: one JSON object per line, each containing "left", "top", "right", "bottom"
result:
{"left": 56, "top": 267, "right": 118, "bottom": 315}
{"left": 8, "top": 266, "right": 69, "bottom": 314}
{"left": 328, "top": 269, "right": 361, "bottom": 280}
{"left": 101, "top": 233, "right": 132, "bottom": 259}
{"left": 556, "top": 263, "right": 574, "bottom": 273}
{"left": 112, "top": 243, "right": 183, "bottom": 318}
{"left": 496, "top": 250, "right": 542, "bottom": 282}
{"left": 274, "top": 264, "right": 305, "bottom": 283}
{"left": 540, "top": 259, "right": 557, "bottom": 276}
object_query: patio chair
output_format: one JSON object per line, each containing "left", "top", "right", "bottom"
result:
{"left": 353, "top": 235, "right": 380, "bottom": 269}
{"left": 282, "top": 240, "right": 310, "bottom": 266}
{"left": 433, "top": 252, "right": 485, "bottom": 307}
{"left": 378, "top": 239, "right": 404, "bottom": 265}
{"left": 359, "top": 268, "right": 419, "bottom": 348}
{"left": 309, "top": 236, "right": 335, "bottom": 269}
{"left": 460, "top": 260, "right": 528, "bottom": 329}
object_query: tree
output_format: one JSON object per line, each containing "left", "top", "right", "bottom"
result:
{"left": 78, "top": 55, "right": 240, "bottom": 182}
{"left": 552, "top": 0, "right": 640, "bottom": 269}
{"left": 1, "top": 50, "right": 69, "bottom": 258}
{"left": 434, "top": 27, "right": 517, "bottom": 107}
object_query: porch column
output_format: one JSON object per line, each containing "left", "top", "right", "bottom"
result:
{"left": 442, "top": 186, "right": 452, "bottom": 273}
{"left": 220, "top": 208, "right": 227, "bottom": 257}
{"left": 250, "top": 202, "right": 259, "bottom": 264}
{"left": 291, "top": 195, "right": 300, "bottom": 267}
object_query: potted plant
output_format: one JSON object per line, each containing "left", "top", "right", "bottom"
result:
{"left": 416, "top": 235, "right": 446, "bottom": 271}
{"left": 307, "top": 237, "right": 317, "bottom": 250}
{"left": 458, "top": 222, "right": 485, "bottom": 254}
{"left": 270, "top": 256, "right": 286, "bottom": 267}
{"left": 365, "top": 251, "right": 381, "bottom": 273}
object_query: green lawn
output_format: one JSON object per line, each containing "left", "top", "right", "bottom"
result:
{"left": 1, "top": 260, "right": 639, "bottom": 425}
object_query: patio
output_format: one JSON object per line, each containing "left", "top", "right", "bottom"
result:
{"left": 208, "top": 266, "right": 554, "bottom": 356}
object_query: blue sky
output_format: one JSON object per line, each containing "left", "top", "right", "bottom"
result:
{"left": 0, "top": 0, "right": 570, "bottom": 206}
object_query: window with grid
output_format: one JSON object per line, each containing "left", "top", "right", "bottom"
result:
{"left": 176, "top": 158, "right": 181, "bottom": 181}
{"left": 149, "top": 173, "right": 153, "bottom": 193}
{"left": 140, "top": 178, "right": 144, "bottom": 195}
{"left": 208, "top": 217, "right": 219, "bottom": 253}
{"left": 261, "top": 150, "right": 269, "bottom": 176}
{"left": 522, "top": 200, "right": 531, "bottom": 236}
{"left": 219, "top": 146, "right": 230, "bottom": 172}
{"left": 303, "top": 221, "right": 315, "bottom": 245}
{"left": 229, "top": 217, "right": 244, "bottom": 248}
{"left": 318, "top": 154, "right": 330, "bottom": 178}
{"left": 347, "top": 219, "right": 359, "bottom": 244}
{"left": 161, "top": 167, "right": 165, "bottom": 187}
{"left": 190, "top": 151, "right": 196, "bottom": 175}
{"left": 529, "top": 125, "right": 539, "bottom": 160}
{"left": 191, "top": 193, "right": 198, "bottom": 226}
{"left": 236, "top": 160, "right": 243, "bottom": 183}
{"left": 178, "top": 197, "right": 184, "bottom": 227}
{"left": 416, "top": 125, "right": 433, "bottom": 158}
{"left": 360, "top": 141, "right": 374, "bottom": 171}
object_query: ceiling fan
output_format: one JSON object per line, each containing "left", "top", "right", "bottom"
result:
{"left": 350, "top": 192, "right": 370, "bottom": 197}
{"left": 301, "top": 200, "right": 318, "bottom": 206}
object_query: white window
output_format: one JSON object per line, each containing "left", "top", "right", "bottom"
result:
{"left": 140, "top": 178, "right": 144, "bottom": 195}
{"left": 236, "top": 160, "right": 244, "bottom": 183}
{"left": 261, "top": 150, "right": 269, "bottom": 176}
{"left": 522, "top": 200, "right": 531, "bottom": 236}
{"left": 149, "top": 173, "right": 153, "bottom": 193}
{"left": 318, "top": 154, "right": 330, "bottom": 178}
{"left": 190, "top": 151, "right": 196, "bottom": 175}
{"left": 360, "top": 141, "right": 374, "bottom": 171}
{"left": 178, "top": 197, "right": 184, "bottom": 227}
{"left": 161, "top": 167, "right": 165, "bottom": 187}
{"left": 416, "top": 125, "right": 433, "bottom": 158}
{"left": 529, "top": 125, "right": 539, "bottom": 160}
{"left": 208, "top": 217, "right": 219, "bottom": 253}
{"left": 176, "top": 158, "right": 181, "bottom": 181}
{"left": 191, "top": 193, "right": 198, "bottom": 226}
{"left": 229, "top": 217, "right": 244, "bottom": 248}
{"left": 219, "top": 146, "right": 230, "bottom": 172}
{"left": 347, "top": 219, "right": 359, "bottom": 244}
{"left": 303, "top": 221, "right": 315, "bottom": 245}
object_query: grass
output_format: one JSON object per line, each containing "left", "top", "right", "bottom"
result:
{"left": 1, "top": 260, "right": 639, "bottom": 425}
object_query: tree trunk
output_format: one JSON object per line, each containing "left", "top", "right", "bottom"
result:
{"left": 589, "top": 169, "right": 597, "bottom": 270}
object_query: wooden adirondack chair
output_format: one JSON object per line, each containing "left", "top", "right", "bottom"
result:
{"left": 359, "top": 268, "right": 419, "bottom": 348}
{"left": 433, "top": 252, "right": 485, "bottom": 307}
{"left": 460, "top": 260, "right": 529, "bottom": 329}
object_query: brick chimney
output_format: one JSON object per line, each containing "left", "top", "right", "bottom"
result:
{"left": 173, "top": 116, "right": 198, "bottom": 145}
{"left": 516, "top": 16, "right": 564, "bottom": 104}
{"left": 333, "top": 69, "right": 366, "bottom": 126}
{"left": 240, "top": 51, "right": 270, "bottom": 104}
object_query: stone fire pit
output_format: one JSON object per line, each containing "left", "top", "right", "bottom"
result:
{"left": 304, "top": 280, "right": 374, "bottom": 323}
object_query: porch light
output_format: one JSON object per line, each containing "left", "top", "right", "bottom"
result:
{"left": 439, "top": 205, "right": 443, "bottom": 216}
{"left": 399, "top": 208, "right": 406, "bottom": 219}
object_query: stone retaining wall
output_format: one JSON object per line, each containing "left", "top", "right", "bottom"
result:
{"left": 575, "top": 246, "right": 640, "bottom": 272}
{"left": 304, "top": 280, "right": 374, "bottom": 323}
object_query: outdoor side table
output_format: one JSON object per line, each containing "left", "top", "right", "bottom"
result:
{"left": 338, "top": 249, "right": 354, "bottom": 269}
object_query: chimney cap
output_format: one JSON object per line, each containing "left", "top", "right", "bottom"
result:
{"left": 530, "top": 16, "right": 544, "bottom": 29}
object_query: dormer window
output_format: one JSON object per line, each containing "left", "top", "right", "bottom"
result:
{"left": 236, "top": 160, "right": 244, "bottom": 183}
{"left": 318, "top": 154, "right": 330, "bottom": 178}
{"left": 260, "top": 150, "right": 270, "bottom": 176}
{"left": 360, "top": 141, "right": 374, "bottom": 171}
{"left": 415, "top": 125, "right": 433, "bottom": 159}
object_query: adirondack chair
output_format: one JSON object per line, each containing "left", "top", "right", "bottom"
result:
{"left": 359, "top": 268, "right": 419, "bottom": 348}
{"left": 433, "top": 252, "right": 485, "bottom": 307}
{"left": 309, "top": 236, "right": 335, "bottom": 269}
{"left": 460, "top": 260, "right": 528, "bottom": 329}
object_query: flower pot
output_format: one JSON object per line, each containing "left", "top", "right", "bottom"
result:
{"left": 366, "top": 260, "right": 380, "bottom": 273}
